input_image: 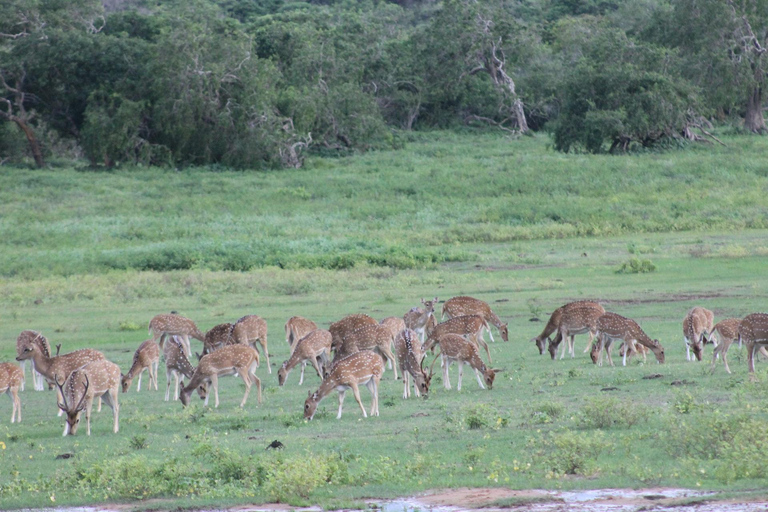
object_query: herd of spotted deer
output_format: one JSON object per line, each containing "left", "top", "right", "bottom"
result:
{"left": 2, "top": 296, "right": 768, "bottom": 434}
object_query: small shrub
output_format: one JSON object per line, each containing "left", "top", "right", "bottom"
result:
{"left": 462, "top": 444, "right": 487, "bottom": 466}
{"left": 531, "top": 430, "right": 612, "bottom": 477}
{"left": 577, "top": 396, "right": 648, "bottom": 429}
{"left": 457, "top": 403, "right": 508, "bottom": 430}
{"left": 529, "top": 401, "right": 565, "bottom": 424}
{"left": 129, "top": 435, "right": 149, "bottom": 450}
{"left": 615, "top": 257, "right": 656, "bottom": 274}
{"left": 119, "top": 321, "right": 142, "bottom": 332}
{"left": 673, "top": 391, "right": 698, "bottom": 414}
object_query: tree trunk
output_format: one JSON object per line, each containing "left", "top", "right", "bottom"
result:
{"left": 744, "top": 86, "right": 766, "bottom": 134}
{"left": 13, "top": 116, "right": 45, "bottom": 168}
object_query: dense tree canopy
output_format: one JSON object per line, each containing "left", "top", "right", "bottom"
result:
{"left": 0, "top": 0, "right": 765, "bottom": 168}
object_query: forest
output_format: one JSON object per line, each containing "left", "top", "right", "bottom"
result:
{"left": 1, "top": 0, "right": 766, "bottom": 169}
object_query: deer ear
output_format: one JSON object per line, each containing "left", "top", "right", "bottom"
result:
{"left": 308, "top": 390, "right": 313, "bottom": 398}
{"left": 491, "top": 368, "right": 504, "bottom": 373}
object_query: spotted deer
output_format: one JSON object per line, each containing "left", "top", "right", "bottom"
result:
{"left": 180, "top": 345, "right": 262, "bottom": 408}
{"left": 15, "top": 340, "right": 105, "bottom": 416}
{"left": 380, "top": 316, "right": 406, "bottom": 340}
{"left": 442, "top": 296, "right": 508, "bottom": 342}
{"left": 200, "top": 323, "right": 235, "bottom": 357}
{"left": 0, "top": 363, "right": 23, "bottom": 423}
{"left": 285, "top": 316, "right": 318, "bottom": 353}
{"left": 547, "top": 303, "right": 605, "bottom": 360}
{"left": 594, "top": 312, "right": 665, "bottom": 366}
{"left": 403, "top": 297, "right": 438, "bottom": 343}
{"left": 232, "top": 315, "right": 270, "bottom": 374}
{"left": 148, "top": 313, "right": 205, "bottom": 358}
{"left": 531, "top": 301, "right": 603, "bottom": 355}
{"left": 15, "top": 330, "right": 52, "bottom": 391}
{"left": 394, "top": 329, "right": 432, "bottom": 399}
{"left": 738, "top": 313, "right": 768, "bottom": 378}
{"left": 428, "top": 333, "right": 502, "bottom": 391}
{"left": 163, "top": 336, "right": 196, "bottom": 401}
{"left": 683, "top": 307, "right": 715, "bottom": 362}
{"left": 278, "top": 329, "right": 332, "bottom": 386}
{"left": 303, "top": 350, "right": 385, "bottom": 420}
{"left": 618, "top": 340, "right": 648, "bottom": 364}
{"left": 331, "top": 323, "right": 398, "bottom": 380}
{"left": 120, "top": 340, "right": 160, "bottom": 393}
{"left": 424, "top": 315, "right": 493, "bottom": 364}
{"left": 329, "top": 314, "right": 378, "bottom": 349}
{"left": 55, "top": 359, "right": 120, "bottom": 436}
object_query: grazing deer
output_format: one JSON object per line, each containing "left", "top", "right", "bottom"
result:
{"left": 278, "top": 329, "right": 332, "bottom": 386}
{"left": 120, "top": 340, "right": 160, "bottom": 393}
{"left": 442, "top": 296, "right": 509, "bottom": 342}
{"left": 394, "top": 329, "right": 432, "bottom": 399}
{"left": 180, "top": 345, "right": 262, "bottom": 408}
{"left": 547, "top": 304, "right": 605, "bottom": 360}
{"left": 304, "top": 350, "right": 385, "bottom": 420}
{"left": 163, "top": 336, "right": 196, "bottom": 401}
{"left": 232, "top": 315, "right": 270, "bottom": 374}
{"left": 0, "top": 363, "right": 23, "bottom": 423}
{"left": 331, "top": 323, "right": 398, "bottom": 380}
{"left": 404, "top": 298, "right": 438, "bottom": 343}
{"left": 285, "top": 316, "right": 317, "bottom": 353}
{"left": 15, "top": 341, "right": 105, "bottom": 416}
{"left": 594, "top": 312, "right": 665, "bottom": 366}
{"left": 530, "top": 301, "right": 603, "bottom": 355}
{"left": 618, "top": 340, "right": 648, "bottom": 363}
{"left": 738, "top": 313, "right": 768, "bottom": 378}
{"left": 329, "top": 314, "right": 378, "bottom": 349}
{"left": 380, "top": 316, "right": 406, "bottom": 339}
{"left": 200, "top": 323, "right": 235, "bottom": 356}
{"left": 428, "top": 333, "right": 502, "bottom": 391}
{"left": 15, "top": 330, "right": 52, "bottom": 391}
{"left": 55, "top": 359, "right": 120, "bottom": 436}
{"left": 148, "top": 313, "right": 205, "bottom": 358}
{"left": 424, "top": 315, "right": 493, "bottom": 364}
{"left": 683, "top": 307, "right": 715, "bottom": 362}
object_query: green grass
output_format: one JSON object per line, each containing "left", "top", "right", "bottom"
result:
{"left": 1, "top": 132, "right": 768, "bottom": 508}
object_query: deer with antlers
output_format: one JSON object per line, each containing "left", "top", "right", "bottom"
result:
{"left": 55, "top": 359, "right": 120, "bottom": 436}
{"left": 683, "top": 307, "right": 715, "bottom": 362}
{"left": 120, "top": 340, "right": 160, "bottom": 393}
{"left": 285, "top": 316, "right": 318, "bottom": 353}
{"left": 331, "top": 323, "right": 398, "bottom": 380}
{"left": 404, "top": 298, "right": 438, "bottom": 343}
{"left": 15, "top": 330, "right": 53, "bottom": 391}
{"left": 149, "top": 313, "right": 205, "bottom": 358}
{"left": 180, "top": 345, "right": 262, "bottom": 408}
{"left": 395, "top": 329, "right": 432, "bottom": 399}
{"left": 278, "top": 329, "right": 332, "bottom": 386}
{"left": 442, "top": 296, "right": 509, "bottom": 343}
{"left": 232, "top": 315, "right": 270, "bottom": 374}
{"left": 424, "top": 314, "right": 493, "bottom": 364}
{"left": 0, "top": 363, "right": 23, "bottom": 423}
{"left": 304, "top": 350, "right": 385, "bottom": 420}
{"left": 594, "top": 312, "right": 665, "bottom": 366}
{"left": 547, "top": 303, "right": 605, "bottom": 360}
{"left": 15, "top": 337, "right": 105, "bottom": 416}
{"left": 163, "top": 336, "right": 196, "bottom": 401}
{"left": 739, "top": 313, "right": 768, "bottom": 378}
{"left": 428, "top": 333, "right": 502, "bottom": 390}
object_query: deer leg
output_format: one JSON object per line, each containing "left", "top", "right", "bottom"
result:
{"left": 165, "top": 368, "right": 172, "bottom": 401}
{"left": 337, "top": 390, "right": 346, "bottom": 419}
{"left": 457, "top": 362, "right": 464, "bottom": 391}
{"left": 14, "top": 387, "right": 21, "bottom": 423}
{"left": 402, "top": 369, "right": 410, "bottom": 399}
{"left": 350, "top": 382, "right": 367, "bottom": 418}
{"left": 248, "top": 363, "right": 262, "bottom": 405}
{"left": 85, "top": 398, "right": 94, "bottom": 436}
{"left": 238, "top": 367, "right": 251, "bottom": 408}
{"left": 684, "top": 336, "right": 691, "bottom": 362}
{"left": 261, "top": 339, "right": 271, "bottom": 374}
{"left": 379, "top": 346, "right": 398, "bottom": 380}
{"left": 487, "top": 329, "right": 496, "bottom": 343}
{"left": 721, "top": 339, "right": 733, "bottom": 374}
{"left": 299, "top": 361, "right": 306, "bottom": 385}
{"left": 182, "top": 335, "right": 192, "bottom": 358}
{"left": 136, "top": 370, "right": 142, "bottom": 393}
{"left": 309, "top": 356, "right": 322, "bottom": 381}
{"left": 101, "top": 390, "right": 117, "bottom": 433}
{"left": 19, "top": 360, "right": 25, "bottom": 392}
{"left": 442, "top": 355, "right": 451, "bottom": 390}
{"left": 474, "top": 332, "right": 493, "bottom": 365}
{"left": 57, "top": 387, "right": 65, "bottom": 417}
{"left": 474, "top": 367, "right": 485, "bottom": 389}
{"left": 97, "top": 397, "right": 102, "bottom": 413}
{"left": 605, "top": 339, "right": 615, "bottom": 367}
{"left": 211, "top": 375, "right": 220, "bottom": 408}
{"left": 584, "top": 332, "right": 595, "bottom": 353}
{"left": 372, "top": 375, "right": 381, "bottom": 416}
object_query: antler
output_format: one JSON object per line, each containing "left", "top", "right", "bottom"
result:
{"left": 75, "top": 374, "right": 90, "bottom": 412}
{"left": 54, "top": 373, "right": 68, "bottom": 411}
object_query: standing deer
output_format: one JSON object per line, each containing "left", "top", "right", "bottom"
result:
{"left": 708, "top": 318, "right": 763, "bottom": 374}
{"left": 530, "top": 301, "right": 603, "bottom": 355}
{"left": 163, "top": 336, "right": 196, "bottom": 401}
{"left": 547, "top": 303, "right": 605, "bottom": 360}
{"left": 404, "top": 298, "right": 438, "bottom": 343}
{"left": 683, "top": 307, "right": 715, "bottom": 362}
{"left": 232, "top": 315, "right": 270, "bottom": 374}
{"left": 442, "top": 296, "right": 508, "bottom": 342}
{"left": 394, "top": 329, "right": 432, "bottom": 398}
{"left": 15, "top": 330, "right": 52, "bottom": 391}
{"left": 0, "top": 362, "right": 23, "bottom": 423}
{"left": 304, "top": 350, "right": 385, "bottom": 420}
{"left": 120, "top": 340, "right": 160, "bottom": 393}
{"left": 15, "top": 340, "right": 105, "bottom": 416}
{"left": 739, "top": 313, "right": 768, "bottom": 378}
{"left": 329, "top": 314, "right": 378, "bottom": 349}
{"left": 428, "top": 333, "right": 502, "bottom": 390}
{"left": 285, "top": 316, "right": 317, "bottom": 353}
{"left": 278, "top": 329, "right": 332, "bottom": 386}
{"left": 148, "top": 313, "right": 205, "bottom": 358}
{"left": 594, "top": 312, "right": 665, "bottom": 366}
{"left": 180, "top": 345, "right": 262, "bottom": 408}
{"left": 200, "top": 323, "right": 235, "bottom": 356}
{"left": 380, "top": 316, "right": 406, "bottom": 340}
{"left": 424, "top": 315, "right": 493, "bottom": 364}
{"left": 331, "top": 323, "right": 398, "bottom": 380}
{"left": 55, "top": 359, "right": 120, "bottom": 436}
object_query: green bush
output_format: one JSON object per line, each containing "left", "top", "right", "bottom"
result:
{"left": 615, "top": 257, "right": 656, "bottom": 274}
{"left": 531, "top": 430, "right": 612, "bottom": 477}
{"left": 577, "top": 396, "right": 648, "bottom": 429}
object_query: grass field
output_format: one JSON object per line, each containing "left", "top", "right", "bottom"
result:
{"left": 1, "top": 132, "right": 768, "bottom": 509}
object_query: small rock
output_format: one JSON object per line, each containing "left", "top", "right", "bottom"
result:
{"left": 601, "top": 387, "right": 619, "bottom": 392}
{"left": 55, "top": 453, "right": 74, "bottom": 460}
{"left": 643, "top": 374, "right": 664, "bottom": 380}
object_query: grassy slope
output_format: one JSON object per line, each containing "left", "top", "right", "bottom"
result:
{"left": 1, "top": 133, "right": 768, "bottom": 508}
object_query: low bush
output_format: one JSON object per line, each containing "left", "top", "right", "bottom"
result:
{"left": 530, "top": 429, "right": 613, "bottom": 477}
{"left": 615, "top": 257, "right": 656, "bottom": 274}
{"left": 577, "top": 396, "right": 648, "bottom": 429}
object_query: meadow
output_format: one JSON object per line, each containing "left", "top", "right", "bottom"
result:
{"left": 1, "top": 131, "right": 768, "bottom": 509}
